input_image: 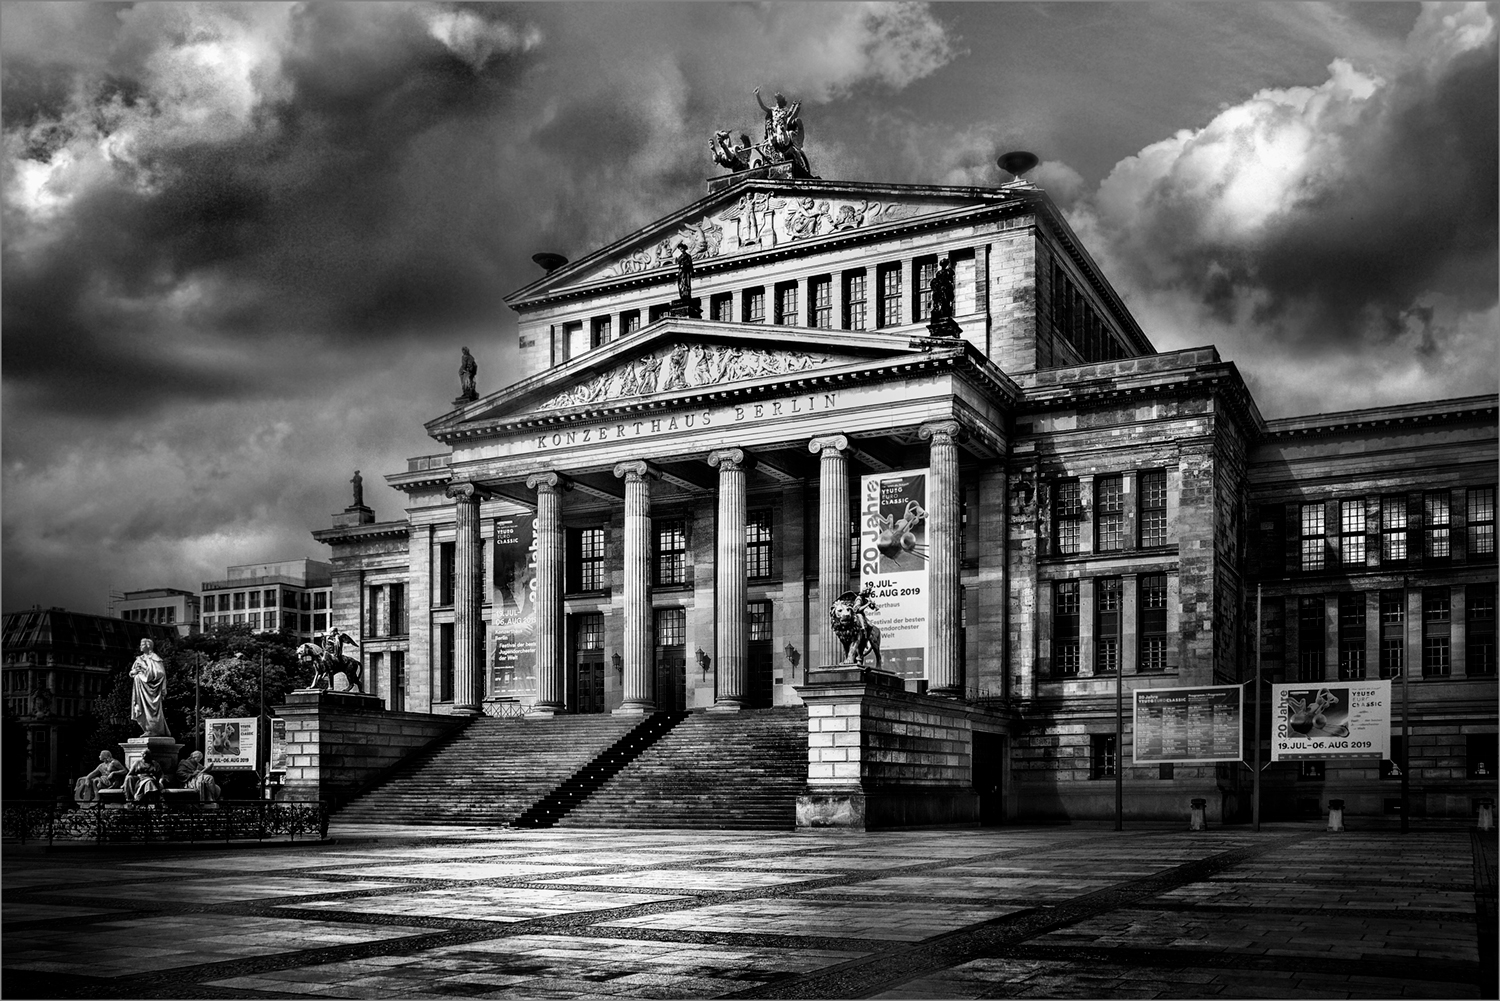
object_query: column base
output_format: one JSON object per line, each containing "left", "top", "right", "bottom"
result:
{"left": 706, "top": 700, "right": 743, "bottom": 714}
{"left": 525, "top": 704, "right": 565, "bottom": 719}
{"left": 926, "top": 686, "right": 966, "bottom": 700}
{"left": 613, "top": 702, "right": 655, "bottom": 717}
{"left": 450, "top": 705, "right": 482, "bottom": 717}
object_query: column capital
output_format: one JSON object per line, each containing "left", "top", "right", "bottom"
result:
{"left": 445, "top": 480, "right": 485, "bottom": 503}
{"left": 808, "top": 434, "right": 850, "bottom": 457}
{"left": 918, "top": 419, "right": 965, "bottom": 445}
{"left": 707, "top": 448, "right": 754, "bottom": 472}
{"left": 612, "top": 460, "right": 659, "bottom": 482}
{"left": 526, "top": 471, "right": 572, "bottom": 493}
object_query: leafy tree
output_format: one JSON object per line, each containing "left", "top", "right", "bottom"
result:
{"left": 165, "top": 626, "right": 302, "bottom": 750}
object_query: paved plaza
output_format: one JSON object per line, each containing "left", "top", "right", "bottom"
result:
{"left": 3, "top": 821, "right": 1494, "bottom": 999}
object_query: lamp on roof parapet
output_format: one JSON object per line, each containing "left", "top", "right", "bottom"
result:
{"left": 997, "top": 151, "right": 1040, "bottom": 185}
{"left": 532, "top": 252, "right": 568, "bottom": 273}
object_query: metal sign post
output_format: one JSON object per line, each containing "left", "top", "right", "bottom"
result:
{"left": 1253, "top": 584, "right": 1262, "bottom": 833}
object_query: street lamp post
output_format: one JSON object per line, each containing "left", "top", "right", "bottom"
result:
{"left": 1253, "top": 583, "right": 1263, "bottom": 833}
{"left": 1401, "top": 576, "right": 1412, "bottom": 834}
{"left": 193, "top": 653, "right": 202, "bottom": 754}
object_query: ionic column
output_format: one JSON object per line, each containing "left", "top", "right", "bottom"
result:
{"left": 446, "top": 482, "right": 483, "bottom": 715}
{"left": 809, "top": 435, "right": 851, "bottom": 666}
{"left": 527, "top": 472, "right": 568, "bottom": 715}
{"left": 614, "top": 461, "right": 656, "bottom": 714}
{"left": 920, "top": 420, "right": 964, "bottom": 697}
{"left": 708, "top": 448, "right": 750, "bottom": 712}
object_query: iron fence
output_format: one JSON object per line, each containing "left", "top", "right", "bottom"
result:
{"left": 1, "top": 799, "right": 329, "bottom": 846}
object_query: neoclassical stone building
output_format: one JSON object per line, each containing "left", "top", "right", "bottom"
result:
{"left": 314, "top": 170, "right": 1497, "bottom": 823}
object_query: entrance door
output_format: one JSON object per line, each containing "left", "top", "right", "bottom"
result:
{"left": 747, "top": 600, "right": 774, "bottom": 708}
{"left": 973, "top": 731, "right": 1006, "bottom": 826}
{"left": 572, "top": 613, "right": 605, "bottom": 714}
{"left": 654, "top": 608, "right": 686, "bottom": 712}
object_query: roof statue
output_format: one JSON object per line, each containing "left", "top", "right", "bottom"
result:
{"left": 710, "top": 88, "right": 815, "bottom": 179}
{"left": 458, "top": 347, "right": 478, "bottom": 402}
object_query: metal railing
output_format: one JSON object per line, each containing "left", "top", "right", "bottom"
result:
{"left": 1, "top": 800, "right": 329, "bottom": 846}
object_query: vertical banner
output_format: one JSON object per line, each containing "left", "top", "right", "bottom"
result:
{"left": 491, "top": 515, "right": 538, "bottom": 703}
{"left": 1271, "top": 681, "right": 1391, "bottom": 761}
{"left": 205, "top": 717, "right": 260, "bottom": 770}
{"left": 859, "top": 468, "right": 930, "bottom": 679}
{"left": 268, "top": 718, "right": 287, "bottom": 774}
{"left": 1133, "top": 685, "right": 1243, "bottom": 763}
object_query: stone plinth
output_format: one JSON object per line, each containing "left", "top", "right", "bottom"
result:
{"left": 794, "top": 667, "right": 978, "bottom": 830}
{"left": 122, "top": 735, "right": 184, "bottom": 780}
{"left": 332, "top": 505, "right": 375, "bottom": 528}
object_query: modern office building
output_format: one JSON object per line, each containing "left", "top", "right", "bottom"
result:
{"left": 112, "top": 587, "right": 201, "bottom": 637}
{"left": 199, "top": 559, "right": 333, "bottom": 641}
{"left": 313, "top": 165, "right": 1497, "bottom": 823}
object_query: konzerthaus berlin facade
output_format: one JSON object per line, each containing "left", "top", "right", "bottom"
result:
{"left": 315, "top": 169, "right": 1497, "bottom": 823}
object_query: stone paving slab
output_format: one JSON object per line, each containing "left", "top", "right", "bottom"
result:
{"left": 283, "top": 885, "right": 689, "bottom": 922}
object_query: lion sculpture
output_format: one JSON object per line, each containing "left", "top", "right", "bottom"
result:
{"left": 829, "top": 588, "right": 881, "bottom": 669}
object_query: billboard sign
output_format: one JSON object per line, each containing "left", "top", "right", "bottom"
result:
{"left": 859, "top": 468, "right": 930, "bottom": 679}
{"left": 205, "top": 717, "right": 260, "bottom": 770}
{"left": 491, "top": 515, "right": 538, "bottom": 702}
{"left": 268, "top": 718, "right": 287, "bottom": 773}
{"left": 1271, "top": 681, "right": 1391, "bottom": 761}
{"left": 1134, "top": 685, "right": 1244, "bottom": 764}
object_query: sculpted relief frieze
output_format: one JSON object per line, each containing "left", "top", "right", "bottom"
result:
{"left": 607, "top": 196, "right": 931, "bottom": 278}
{"left": 541, "top": 344, "right": 833, "bottom": 410}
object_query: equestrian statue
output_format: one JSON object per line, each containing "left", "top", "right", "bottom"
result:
{"left": 297, "top": 627, "right": 364, "bottom": 693}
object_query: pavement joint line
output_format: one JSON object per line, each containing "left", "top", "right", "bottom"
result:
{"left": 718, "top": 830, "right": 1322, "bottom": 1000}
{"left": 1127, "top": 902, "right": 1478, "bottom": 922}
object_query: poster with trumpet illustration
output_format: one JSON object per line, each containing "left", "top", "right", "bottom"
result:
{"left": 859, "top": 468, "right": 930, "bottom": 680}
{"left": 1270, "top": 681, "right": 1390, "bottom": 761}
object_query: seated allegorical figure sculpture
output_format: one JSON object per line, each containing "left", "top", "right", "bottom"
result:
{"left": 74, "top": 750, "right": 125, "bottom": 802}
{"left": 174, "top": 751, "right": 222, "bottom": 803}
{"left": 122, "top": 750, "right": 163, "bottom": 804}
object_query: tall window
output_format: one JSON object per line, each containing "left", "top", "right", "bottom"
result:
{"left": 1469, "top": 487, "right": 1495, "bottom": 557}
{"left": 710, "top": 294, "right": 733, "bottom": 323}
{"left": 1053, "top": 581, "right": 1080, "bottom": 677}
{"left": 1139, "top": 470, "right": 1167, "bottom": 548}
{"left": 1054, "top": 480, "right": 1082, "bottom": 555}
{"left": 313, "top": 592, "right": 328, "bottom": 610}
{"left": 1300, "top": 503, "right": 1325, "bottom": 571}
{"left": 368, "top": 586, "right": 389, "bottom": 638}
{"left": 1468, "top": 585, "right": 1496, "bottom": 676}
{"left": 233, "top": 591, "right": 246, "bottom": 610}
{"left": 1379, "top": 590, "right": 1405, "bottom": 679}
{"left": 810, "top": 275, "right": 832, "bottom": 328}
{"left": 774, "top": 281, "right": 799, "bottom": 325}
{"left": 1340, "top": 500, "right": 1366, "bottom": 565}
{"left": 1095, "top": 578, "right": 1121, "bottom": 674}
{"left": 878, "top": 264, "right": 902, "bottom": 327}
{"left": 1090, "top": 733, "right": 1117, "bottom": 779}
{"left": 1298, "top": 596, "right": 1325, "bottom": 682}
{"left": 564, "top": 321, "right": 587, "bottom": 359}
{"left": 622, "top": 310, "right": 641, "bottom": 337}
{"left": 748, "top": 601, "right": 772, "bottom": 642}
{"left": 845, "top": 270, "right": 868, "bottom": 331}
{"left": 1338, "top": 592, "right": 1366, "bottom": 680}
{"left": 746, "top": 510, "right": 773, "bottom": 578}
{"left": 1139, "top": 574, "right": 1168, "bottom": 672}
{"left": 1425, "top": 492, "right": 1450, "bottom": 558}
{"left": 743, "top": 287, "right": 765, "bottom": 324}
{"left": 439, "top": 622, "right": 455, "bottom": 702}
{"left": 1422, "top": 587, "right": 1450, "bottom": 677}
{"left": 439, "top": 542, "right": 456, "bottom": 606}
{"left": 591, "top": 316, "right": 612, "bottom": 347}
{"left": 914, "top": 257, "right": 937, "bottom": 321}
{"left": 576, "top": 528, "right": 606, "bottom": 592}
{"left": 1381, "top": 496, "right": 1407, "bottom": 562}
{"left": 1095, "top": 475, "right": 1125, "bottom": 552}
{"left": 655, "top": 607, "right": 686, "bottom": 647}
{"left": 656, "top": 519, "right": 687, "bottom": 586}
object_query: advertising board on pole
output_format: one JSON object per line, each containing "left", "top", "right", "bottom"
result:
{"left": 491, "top": 514, "right": 538, "bottom": 703}
{"left": 858, "top": 468, "right": 930, "bottom": 680}
{"left": 1133, "top": 685, "right": 1243, "bottom": 764}
{"left": 268, "top": 718, "right": 287, "bottom": 774}
{"left": 205, "top": 717, "right": 261, "bottom": 770}
{"left": 1270, "top": 681, "right": 1391, "bottom": 761}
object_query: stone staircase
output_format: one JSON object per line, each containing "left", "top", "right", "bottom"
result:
{"left": 556, "top": 707, "right": 809, "bottom": 830}
{"left": 336, "top": 714, "right": 643, "bottom": 826}
{"left": 511, "top": 711, "right": 688, "bottom": 828}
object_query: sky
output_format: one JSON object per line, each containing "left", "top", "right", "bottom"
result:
{"left": 3, "top": 1, "right": 1496, "bottom": 614}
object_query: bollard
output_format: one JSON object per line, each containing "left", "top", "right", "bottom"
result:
{"left": 1189, "top": 797, "right": 1207, "bottom": 831}
{"left": 1327, "top": 798, "right": 1345, "bottom": 833}
{"left": 1479, "top": 799, "right": 1495, "bottom": 831}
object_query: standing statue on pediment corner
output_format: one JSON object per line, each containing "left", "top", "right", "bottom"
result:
{"left": 351, "top": 470, "right": 363, "bottom": 508}
{"left": 459, "top": 347, "right": 478, "bottom": 401}
{"left": 673, "top": 242, "right": 694, "bottom": 302}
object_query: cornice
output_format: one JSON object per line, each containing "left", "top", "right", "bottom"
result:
{"left": 1261, "top": 396, "right": 1498, "bottom": 441}
{"left": 311, "top": 523, "right": 412, "bottom": 545}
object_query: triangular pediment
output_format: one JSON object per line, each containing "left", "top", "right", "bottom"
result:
{"left": 508, "top": 179, "right": 1023, "bottom": 306}
{"left": 428, "top": 321, "right": 955, "bottom": 437}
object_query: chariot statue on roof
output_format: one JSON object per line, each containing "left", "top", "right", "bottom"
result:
{"left": 709, "top": 88, "right": 814, "bottom": 179}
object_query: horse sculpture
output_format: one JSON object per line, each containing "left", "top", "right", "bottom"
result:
{"left": 829, "top": 587, "right": 881, "bottom": 669}
{"left": 296, "top": 630, "right": 364, "bottom": 693}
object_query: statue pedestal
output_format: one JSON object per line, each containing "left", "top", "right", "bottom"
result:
{"left": 925, "top": 316, "right": 962, "bottom": 338}
{"left": 123, "top": 735, "right": 184, "bottom": 780}
{"left": 664, "top": 298, "right": 702, "bottom": 319}
{"left": 283, "top": 688, "right": 384, "bottom": 711}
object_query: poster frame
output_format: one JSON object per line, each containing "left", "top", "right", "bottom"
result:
{"left": 1132, "top": 683, "right": 1244, "bottom": 765}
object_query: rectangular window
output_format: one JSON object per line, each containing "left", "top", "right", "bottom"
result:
{"left": 747, "top": 510, "right": 773, "bottom": 579}
{"left": 1341, "top": 500, "right": 1366, "bottom": 565}
{"left": 877, "top": 263, "right": 902, "bottom": 327}
{"left": 655, "top": 519, "right": 687, "bottom": 587}
{"left": 233, "top": 592, "right": 246, "bottom": 611}
{"left": 389, "top": 583, "right": 405, "bottom": 636}
{"left": 774, "top": 281, "right": 799, "bottom": 325}
{"left": 263, "top": 589, "right": 276, "bottom": 606}
{"left": 1095, "top": 578, "right": 1121, "bottom": 674}
{"left": 234, "top": 613, "right": 245, "bottom": 625}
{"left": 1422, "top": 587, "right": 1450, "bottom": 677}
{"left": 591, "top": 315, "right": 612, "bottom": 347}
{"left": 1053, "top": 580, "right": 1080, "bottom": 677}
{"left": 1091, "top": 733, "right": 1117, "bottom": 779}
{"left": 621, "top": 310, "right": 641, "bottom": 337}
{"left": 573, "top": 527, "right": 606, "bottom": 592}
{"left": 1139, "top": 574, "right": 1168, "bottom": 672}
{"left": 743, "top": 287, "right": 765, "bottom": 323}
{"left": 312, "top": 612, "right": 327, "bottom": 632}
{"left": 1381, "top": 496, "right": 1408, "bottom": 561}
{"left": 748, "top": 601, "right": 772, "bottom": 643}
{"left": 1300, "top": 504, "right": 1325, "bottom": 571}
{"left": 1054, "top": 480, "right": 1082, "bottom": 556}
{"left": 368, "top": 586, "right": 388, "bottom": 638}
{"left": 439, "top": 622, "right": 454, "bottom": 702}
{"left": 313, "top": 592, "right": 327, "bottom": 610}
{"left": 577, "top": 612, "right": 604, "bottom": 652}
{"left": 1139, "top": 470, "right": 1167, "bottom": 548}
{"left": 249, "top": 612, "right": 261, "bottom": 630}
{"left": 1095, "top": 475, "right": 1125, "bottom": 552}
{"left": 1338, "top": 592, "right": 1366, "bottom": 680}
{"left": 709, "top": 294, "right": 733, "bottom": 324}
{"left": 1467, "top": 584, "right": 1496, "bottom": 676}
{"left": 810, "top": 275, "right": 832, "bottom": 328}
{"left": 565, "top": 321, "right": 587, "bottom": 359}
{"left": 439, "top": 542, "right": 456, "bottom": 606}
{"left": 1298, "top": 596, "right": 1325, "bottom": 682}
{"left": 655, "top": 607, "right": 685, "bottom": 647}
{"left": 264, "top": 610, "right": 277, "bottom": 630}
{"left": 844, "top": 271, "right": 868, "bottom": 330}
{"left": 648, "top": 303, "right": 670, "bottom": 324}
{"left": 283, "top": 589, "right": 297, "bottom": 609}
{"left": 1468, "top": 487, "right": 1495, "bottom": 556}
{"left": 247, "top": 590, "right": 261, "bottom": 609}
{"left": 914, "top": 256, "right": 937, "bottom": 322}
{"left": 1425, "top": 492, "right": 1450, "bottom": 558}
